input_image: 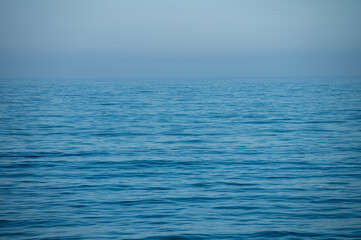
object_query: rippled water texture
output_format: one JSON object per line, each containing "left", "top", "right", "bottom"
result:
{"left": 1, "top": 78, "right": 361, "bottom": 239}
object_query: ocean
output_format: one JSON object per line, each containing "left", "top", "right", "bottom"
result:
{"left": 0, "top": 77, "right": 361, "bottom": 239}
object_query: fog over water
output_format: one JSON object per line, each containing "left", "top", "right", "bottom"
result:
{"left": 1, "top": 0, "right": 361, "bottom": 78}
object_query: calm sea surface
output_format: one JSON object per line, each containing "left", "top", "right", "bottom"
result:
{"left": 0, "top": 78, "right": 361, "bottom": 239}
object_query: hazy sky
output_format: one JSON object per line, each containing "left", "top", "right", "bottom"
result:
{"left": 1, "top": 0, "right": 361, "bottom": 78}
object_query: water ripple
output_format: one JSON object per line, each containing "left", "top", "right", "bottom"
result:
{"left": 1, "top": 78, "right": 361, "bottom": 239}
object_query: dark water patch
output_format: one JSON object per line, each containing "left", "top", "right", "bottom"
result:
{"left": 249, "top": 230, "right": 322, "bottom": 238}
{"left": 101, "top": 198, "right": 174, "bottom": 206}
{"left": 137, "top": 235, "right": 208, "bottom": 240}
{"left": 217, "top": 181, "right": 258, "bottom": 187}
{"left": 0, "top": 151, "right": 109, "bottom": 159}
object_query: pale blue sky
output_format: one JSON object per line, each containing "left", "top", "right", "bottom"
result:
{"left": 1, "top": 0, "right": 361, "bottom": 78}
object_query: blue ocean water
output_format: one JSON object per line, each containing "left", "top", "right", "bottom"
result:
{"left": 0, "top": 77, "right": 361, "bottom": 239}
